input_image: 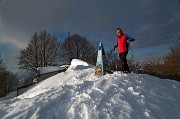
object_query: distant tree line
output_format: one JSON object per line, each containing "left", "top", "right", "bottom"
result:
{"left": 141, "top": 36, "right": 180, "bottom": 81}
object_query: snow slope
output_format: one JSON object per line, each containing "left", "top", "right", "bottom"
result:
{"left": 0, "top": 59, "right": 180, "bottom": 119}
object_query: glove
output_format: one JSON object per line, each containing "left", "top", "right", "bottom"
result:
{"left": 111, "top": 46, "right": 115, "bottom": 53}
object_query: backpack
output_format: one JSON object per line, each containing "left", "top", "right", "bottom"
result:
{"left": 126, "top": 34, "right": 135, "bottom": 41}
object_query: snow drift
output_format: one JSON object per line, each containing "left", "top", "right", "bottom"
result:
{"left": 0, "top": 59, "right": 180, "bottom": 119}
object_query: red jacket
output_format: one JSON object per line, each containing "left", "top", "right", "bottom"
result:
{"left": 116, "top": 34, "right": 128, "bottom": 53}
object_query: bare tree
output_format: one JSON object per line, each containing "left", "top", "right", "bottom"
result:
{"left": 61, "top": 33, "right": 97, "bottom": 65}
{"left": 142, "top": 36, "right": 180, "bottom": 81}
{"left": 0, "top": 54, "right": 18, "bottom": 97}
{"left": 17, "top": 30, "right": 62, "bottom": 72}
{"left": 0, "top": 54, "right": 7, "bottom": 97}
{"left": 163, "top": 36, "right": 180, "bottom": 78}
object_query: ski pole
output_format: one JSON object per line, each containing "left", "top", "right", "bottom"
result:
{"left": 128, "top": 46, "right": 134, "bottom": 59}
{"left": 112, "top": 49, "right": 117, "bottom": 71}
{"left": 128, "top": 46, "right": 139, "bottom": 73}
{"left": 110, "top": 49, "right": 114, "bottom": 53}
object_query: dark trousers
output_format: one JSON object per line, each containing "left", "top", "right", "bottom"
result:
{"left": 119, "top": 51, "right": 129, "bottom": 72}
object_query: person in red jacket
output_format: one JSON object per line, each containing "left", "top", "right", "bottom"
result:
{"left": 112, "top": 28, "right": 134, "bottom": 73}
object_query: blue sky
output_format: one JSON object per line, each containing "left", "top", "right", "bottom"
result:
{"left": 0, "top": 0, "right": 180, "bottom": 72}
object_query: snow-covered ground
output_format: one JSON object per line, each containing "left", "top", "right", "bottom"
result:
{"left": 0, "top": 59, "right": 180, "bottom": 119}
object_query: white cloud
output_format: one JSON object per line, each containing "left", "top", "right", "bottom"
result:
{"left": 1, "top": 43, "right": 20, "bottom": 73}
{"left": 0, "top": 16, "right": 29, "bottom": 49}
{"left": 0, "top": 16, "right": 29, "bottom": 72}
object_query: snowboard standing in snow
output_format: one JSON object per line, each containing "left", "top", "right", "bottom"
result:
{"left": 95, "top": 42, "right": 110, "bottom": 76}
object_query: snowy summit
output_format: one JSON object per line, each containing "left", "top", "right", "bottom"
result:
{"left": 0, "top": 59, "right": 180, "bottom": 119}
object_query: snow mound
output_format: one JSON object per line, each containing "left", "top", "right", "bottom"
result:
{"left": 0, "top": 59, "right": 180, "bottom": 119}
{"left": 69, "top": 59, "right": 93, "bottom": 70}
{"left": 71, "top": 59, "right": 89, "bottom": 67}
